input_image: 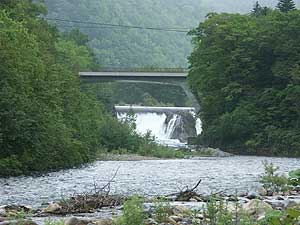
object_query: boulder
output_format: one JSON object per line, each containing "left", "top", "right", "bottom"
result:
{"left": 242, "top": 199, "right": 272, "bottom": 217}
{"left": 93, "top": 219, "right": 112, "bottom": 225}
{"left": 64, "top": 217, "right": 91, "bottom": 225}
{"left": 166, "top": 216, "right": 177, "bottom": 225}
{"left": 169, "top": 215, "right": 182, "bottom": 222}
{"left": 172, "top": 205, "right": 189, "bottom": 215}
{"left": 258, "top": 187, "right": 267, "bottom": 196}
{"left": 42, "top": 203, "right": 62, "bottom": 214}
{"left": 286, "top": 199, "right": 300, "bottom": 209}
{"left": 145, "top": 218, "right": 158, "bottom": 225}
{"left": 247, "top": 192, "right": 260, "bottom": 200}
{"left": 0, "top": 208, "right": 6, "bottom": 217}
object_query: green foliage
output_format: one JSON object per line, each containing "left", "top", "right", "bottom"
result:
{"left": 260, "top": 161, "right": 290, "bottom": 192}
{"left": 188, "top": 7, "right": 300, "bottom": 156}
{"left": 289, "top": 169, "right": 300, "bottom": 186}
{"left": 41, "top": 0, "right": 292, "bottom": 68}
{"left": 44, "top": 219, "right": 65, "bottom": 225}
{"left": 153, "top": 198, "right": 172, "bottom": 223}
{"left": 260, "top": 208, "right": 300, "bottom": 225}
{"left": 203, "top": 196, "right": 235, "bottom": 225}
{"left": 252, "top": 1, "right": 270, "bottom": 16}
{"left": 1, "top": 1, "right": 181, "bottom": 177}
{"left": 113, "top": 196, "right": 145, "bottom": 225}
{"left": 82, "top": 82, "right": 189, "bottom": 109}
{"left": 277, "top": 0, "right": 296, "bottom": 12}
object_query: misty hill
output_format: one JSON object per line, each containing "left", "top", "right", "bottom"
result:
{"left": 44, "top": 0, "right": 299, "bottom": 68}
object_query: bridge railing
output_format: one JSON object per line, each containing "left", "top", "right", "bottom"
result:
{"left": 87, "top": 67, "right": 188, "bottom": 73}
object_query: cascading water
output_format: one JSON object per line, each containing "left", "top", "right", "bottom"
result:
{"left": 116, "top": 106, "right": 202, "bottom": 148}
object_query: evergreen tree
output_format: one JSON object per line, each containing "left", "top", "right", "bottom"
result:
{"left": 252, "top": 1, "right": 263, "bottom": 15}
{"left": 277, "top": 0, "right": 296, "bottom": 12}
{"left": 252, "top": 1, "right": 270, "bottom": 16}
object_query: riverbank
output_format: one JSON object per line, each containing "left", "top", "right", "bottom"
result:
{"left": 1, "top": 160, "right": 300, "bottom": 225}
{"left": 1, "top": 184, "right": 300, "bottom": 225}
{"left": 97, "top": 147, "right": 232, "bottom": 161}
{"left": 1, "top": 157, "right": 299, "bottom": 207}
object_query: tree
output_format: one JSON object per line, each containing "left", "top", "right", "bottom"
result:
{"left": 252, "top": 1, "right": 263, "bottom": 15}
{"left": 188, "top": 10, "right": 300, "bottom": 156}
{"left": 277, "top": 0, "right": 296, "bottom": 12}
{"left": 252, "top": 1, "right": 270, "bottom": 16}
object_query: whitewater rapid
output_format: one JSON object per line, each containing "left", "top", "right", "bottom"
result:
{"left": 116, "top": 106, "right": 202, "bottom": 147}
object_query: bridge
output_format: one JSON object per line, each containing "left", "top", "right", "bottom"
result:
{"left": 79, "top": 71, "right": 199, "bottom": 109}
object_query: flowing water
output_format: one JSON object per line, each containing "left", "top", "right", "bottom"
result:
{"left": 1, "top": 106, "right": 299, "bottom": 208}
{"left": 0, "top": 157, "right": 299, "bottom": 207}
{"left": 116, "top": 106, "right": 202, "bottom": 147}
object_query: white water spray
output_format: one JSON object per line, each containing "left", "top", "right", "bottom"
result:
{"left": 116, "top": 106, "right": 202, "bottom": 147}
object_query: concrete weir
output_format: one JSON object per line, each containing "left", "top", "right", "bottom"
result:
{"left": 115, "top": 105, "right": 202, "bottom": 146}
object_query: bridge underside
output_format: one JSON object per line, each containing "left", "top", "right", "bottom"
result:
{"left": 79, "top": 72, "right": 199, "bottom": 110}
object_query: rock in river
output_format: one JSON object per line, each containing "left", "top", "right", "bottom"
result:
{"left": 242, "top": 199, "right": 272, "bottom": 217}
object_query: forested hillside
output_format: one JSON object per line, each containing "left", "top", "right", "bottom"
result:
{"left": 188, "top": 2, "right": 300, "bottom": 156}
{"left": 43, "top": 0, "right": 298, "bottom": 68}
{"left": 0, "top": 0, "right": 173, "bottom": 177}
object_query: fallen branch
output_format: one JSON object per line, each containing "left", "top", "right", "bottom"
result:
{"left": 166, "top": 179, "right": 202, "bottom": 201}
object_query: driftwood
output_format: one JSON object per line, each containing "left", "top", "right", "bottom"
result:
{"left": 58, "top": 167, "right": 126, "bottom": 214}
{"left": 166, "top": 179, "right": 202, "bottom": 201}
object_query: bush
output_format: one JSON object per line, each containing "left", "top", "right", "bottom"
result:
{"left": 113, "top": 196, "right": 145, "bottom": 225}
{"left": 153, "top": 198, "right": 172, "bottom": 223}
{"left": 260, "top": 161, "right": 290, "bottom": 192}
{"left": 289, "top": 169, "right": 300, "bottom": 186}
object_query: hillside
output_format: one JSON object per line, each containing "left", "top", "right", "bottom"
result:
{"left": 43, "top": 0, "right": 298, "bottom": 68}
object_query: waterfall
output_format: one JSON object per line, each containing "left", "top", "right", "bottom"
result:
{"left": 116, "top": 106, "right": 202, "bottom": 147}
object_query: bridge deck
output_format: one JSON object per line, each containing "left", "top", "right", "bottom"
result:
{"left": 79, "top": 71, "right": 187, "bottom": 78}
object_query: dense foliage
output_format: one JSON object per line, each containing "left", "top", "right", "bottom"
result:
{"left": 0, "top": 0, "right": 173, "bottom": 177}
{"left": 188, "top": 3, "right": 300, "bottom": 156}
{"left": 82, "top": 82, "right": 190, "bottom": 110}
{"left": 41, "top": 0, "right": 296, "bottom": 68}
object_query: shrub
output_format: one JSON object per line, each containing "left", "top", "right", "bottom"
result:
{"left": 289, "top": 169, "right": 300, "bottom": 186}
{"left": 260, "top": 161, "right": 290, "bottom": 192}
{"left": 153, "top": 198, "right": 172, "bottom": 223}
{"left": 113, "top": 196, "right": 145, "bottom": 225}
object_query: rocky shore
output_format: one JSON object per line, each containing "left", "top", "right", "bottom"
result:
{"left": 1, "top": 187, "right": 299, "bottom": 225}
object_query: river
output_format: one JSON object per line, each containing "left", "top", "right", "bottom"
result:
{"left": 1, "top": 156, "right": 299, "bottom": 207}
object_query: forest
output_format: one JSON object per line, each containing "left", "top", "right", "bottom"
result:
{"left": 42, "top": 0, "right": 299, "bottom": 68}
{"left": 0, "top": 0, "right": 172, "bottom": 177}
{"left": 189, "top": 0, "right": 300, "bottom": 156}
{"left": 1, "top": 0, "right": 300, "bottom": 177}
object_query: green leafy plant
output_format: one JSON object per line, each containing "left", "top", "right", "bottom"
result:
{"left": 259, "top": 208, "right": 300, "bottom": 225}
{"left": 203, "top": 196, "right": 234, "bottom": 225}
{"left": 153, "top": 197, "right": 172, "bottom": 223}
{"left": 289, "top": 169, "right": 300, "bottom": 186}
{"left": 113, "top": 196, "right": 146, "bottom": 225}
{"left": 260, "top": 161, "right": 290, "bottom": 192}
{"left": 44, "top": 218, "right": 65, "bottom": 225}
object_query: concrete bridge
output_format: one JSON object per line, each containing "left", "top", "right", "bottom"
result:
{"left": 79, "top": 71, "right": 199, "bottom": 110}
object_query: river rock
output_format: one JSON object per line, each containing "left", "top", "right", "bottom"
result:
{"left": 247, "top": 192, "right": 260, "bottom": 200}
{"left": 172, "top": 206, "right": 189, "bottom": 215}
{"left": 258, "top": 187, "right": 267, "bottom": 196}
{"left": 93, "top": 218, "right": 112, "bottom": 225}
{"left": 169, "top": 215, "right": 183, "bottom": 222}
{"left": 166, "top": 216, "right": 177, "bottom": 224}
{"left": 145, "top": 218, "right": 158, "bottom": 225}
{"left": 264, "top": 199, "right": 287, "bottom": 210}
{"left": 189, "top": 198, "right": 198, "bottom": 202}
{"left": 42, "top": 203, "right": 62, "bottom": 214}
{"left": 0, "top": 208, "right": 5, "bottom": 217}
{"left": 242, "top": 199, "right": 272, "bottom": 217}
{"left": 286, "top": 199, "right": 300, "bottom": 208}
{"left": 0, "top": 220, "right": 38, "bottom": 225}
